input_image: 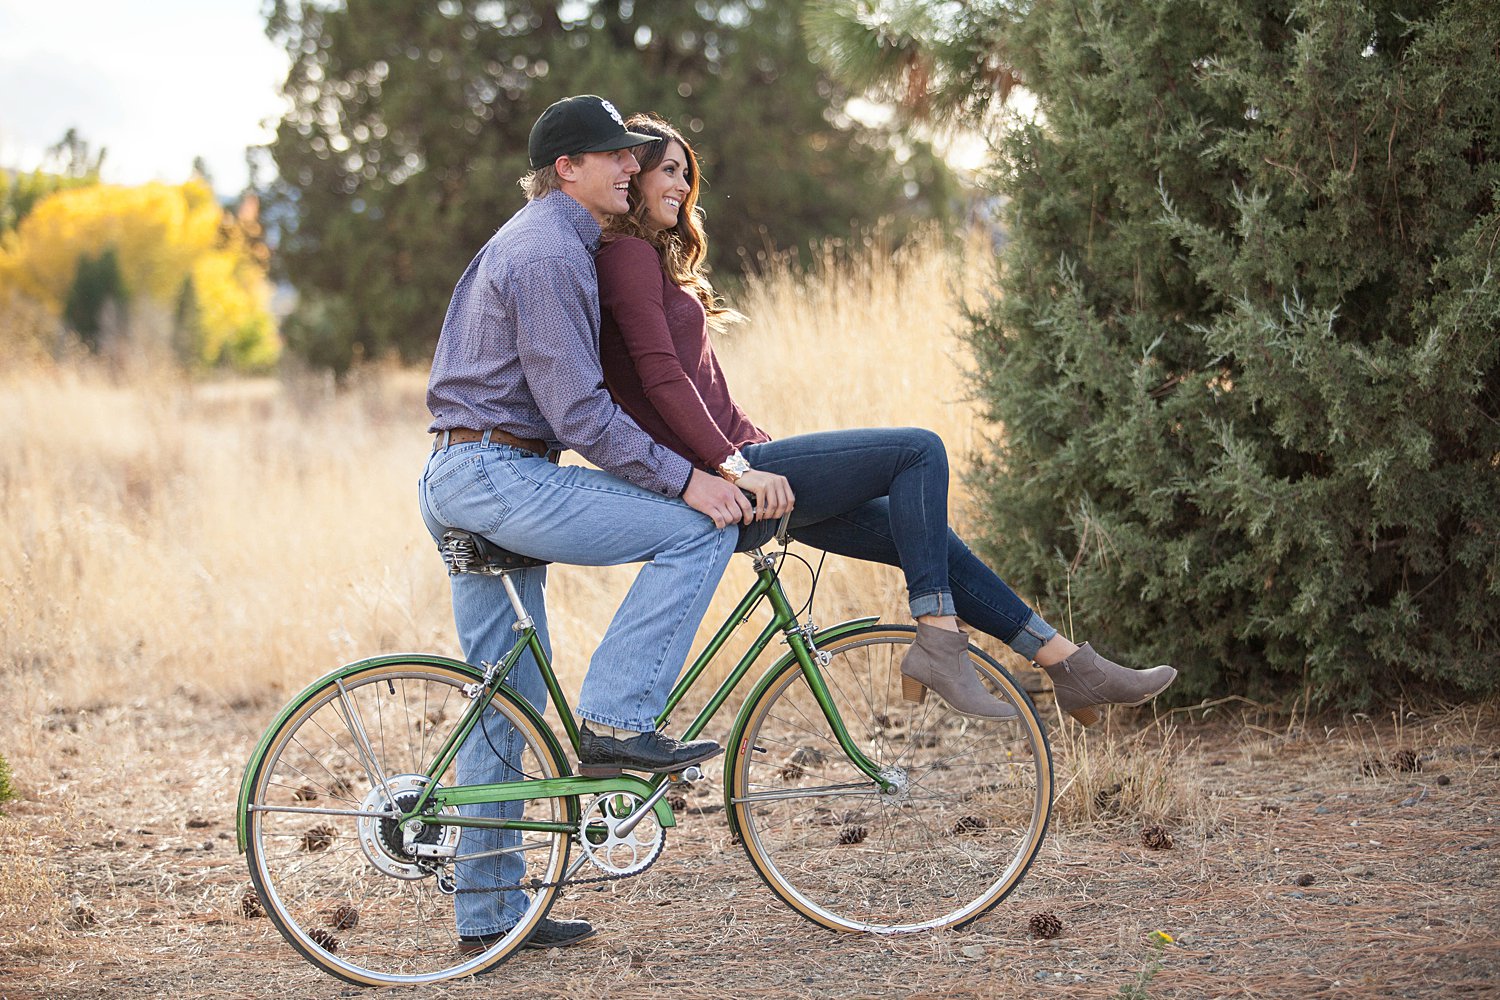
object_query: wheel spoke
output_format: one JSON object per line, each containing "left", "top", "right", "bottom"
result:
{"left": 243, "top": 662, "right": 572, "bottom": 985}
{"left": 731, "top": 627, "right": 1051, "bottom": 933}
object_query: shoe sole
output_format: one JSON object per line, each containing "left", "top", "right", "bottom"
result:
{"left": 524, "top": 926, "right": 596, "bottom": 950}
{"left": 576, "top": 745, "right": 724, "bottom": 778}
{"left": 458, "top": 926, "right": 599, "bottom": 962}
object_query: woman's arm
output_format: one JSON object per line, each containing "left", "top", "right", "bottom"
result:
{"left": 597, "top": 237, "right": 741, "bottom": 470}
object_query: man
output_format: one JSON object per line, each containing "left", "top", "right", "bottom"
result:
{"left": 418, "top": 95, "right": 755, "bottom": 953}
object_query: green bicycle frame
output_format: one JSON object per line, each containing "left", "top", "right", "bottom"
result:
{"left": 237, "top": 548, "right": 891, "bottom": 851}
{"left": 410, "top": 551, "right": 894, "bottom": 824}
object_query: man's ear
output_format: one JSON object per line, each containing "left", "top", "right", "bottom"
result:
{"left": 554, "top": 153, "right": 584, "bottom": 183}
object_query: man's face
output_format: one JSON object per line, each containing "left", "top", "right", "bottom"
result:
{"left": 559, "top": 148, "right": 640, "bottom": 223}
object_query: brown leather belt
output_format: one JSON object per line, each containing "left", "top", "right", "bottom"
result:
{"left": 434, "top": 427, "right": 557, "bottom": 461}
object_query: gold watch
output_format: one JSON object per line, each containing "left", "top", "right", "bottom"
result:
{"left": 717, "top": 450, "right": 751, "bottom": 483}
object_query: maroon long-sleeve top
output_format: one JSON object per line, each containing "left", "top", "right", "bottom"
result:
{"left": 596, "top": 236, "right": 770, "bottom": 470}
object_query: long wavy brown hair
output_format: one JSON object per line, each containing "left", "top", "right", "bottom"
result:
{"left": 603, "top": 114, "right": 735, "bottom": 326}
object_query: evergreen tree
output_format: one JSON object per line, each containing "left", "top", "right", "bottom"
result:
{"left": 802, "top": 0, "right": 1018, "bottom": 126}
{"left": 964, "top": 0, "right": 1499, "bottom": 705}
{"left": 261, "top": 0, "right": 954, "bottom": 367}
{"left": 172, "top": 274, "right": 205, "bottom": 366}
{"left": 63, "top": 246, "right": 128, "bottom": 350}
{"left": 0, "top": 751, "right": 13, "bottom": 813}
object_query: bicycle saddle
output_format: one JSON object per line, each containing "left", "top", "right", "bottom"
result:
{"left": 439, "top": 528, "right": 550, "bottom": 575}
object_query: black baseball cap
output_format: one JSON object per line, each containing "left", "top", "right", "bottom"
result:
{"left": 528, "top": 95, "right": 660, "bottom": 170}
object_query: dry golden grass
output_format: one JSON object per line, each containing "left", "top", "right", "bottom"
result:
{"left": 0, "top": 812, "right": 66, "bottom": 949}
{"left": 0, "top": 231, "right": 1004, "bottom": 717}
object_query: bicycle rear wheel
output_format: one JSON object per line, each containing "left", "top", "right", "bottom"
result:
{"left": 241, "top": 658, "right": 571, "bottom": 985}
{"left": 729, "top": 625, "right": 1051, "bottom": 933}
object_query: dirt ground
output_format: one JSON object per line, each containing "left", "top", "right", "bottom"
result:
{"left": 1, "top": 694, "right": 1496, "bottom": 1000}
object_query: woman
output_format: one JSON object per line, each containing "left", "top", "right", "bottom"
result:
{"left": 595, "top": 113, "right": 1175, "bottom": 723}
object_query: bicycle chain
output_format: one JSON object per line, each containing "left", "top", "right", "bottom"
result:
{"left": 448, "top": 833, "right": 662, "bottom": 894}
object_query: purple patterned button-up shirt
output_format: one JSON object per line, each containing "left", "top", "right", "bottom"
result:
{"left": 426, "top": 192, "right": 693, "bottom": 497}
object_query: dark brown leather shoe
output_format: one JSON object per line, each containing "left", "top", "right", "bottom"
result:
{"left": 576, "top": 724, "right": 723, "bottom": 778}
{"left": 458, "top": 916, "right": 597, "bottom": 957}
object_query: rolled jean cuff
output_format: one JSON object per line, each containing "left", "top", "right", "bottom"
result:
{"left": 1007, "top": 611, "right": 1057, "bottom": 660}
{"left": 577, "top": 708, "right": 660, "bottom": 733}
{"left": 909, "top": 589, "right": 957, "bottom": 619}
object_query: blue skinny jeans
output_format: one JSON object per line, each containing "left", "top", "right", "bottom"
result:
{"left": 739, "top": 428, "right": 1056, "bottom": 658}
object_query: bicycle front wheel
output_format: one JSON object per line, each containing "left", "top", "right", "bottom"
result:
{"left": 241, "top": 658, "right": 572, "bottom": 985}
{"left": 729, "top": 625, "right": 1052, "bottom": 933}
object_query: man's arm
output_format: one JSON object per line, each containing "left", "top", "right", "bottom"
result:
{"left": 511, "top": 253, "right": 751, "bottom": 525}
{"left": 511, "top": 253, "right": 692, "bottom": 495}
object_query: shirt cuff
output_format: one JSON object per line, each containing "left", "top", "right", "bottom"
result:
{"left": 675, "top": 464, "right": 694, "bottom": 498}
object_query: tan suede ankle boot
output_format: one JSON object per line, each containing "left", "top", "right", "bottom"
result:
{"left": 899, "top": 623, "right": 1017, "bottom": 720}
{"left": 1043, "top": 642, "right": 1176, "bottom": 726}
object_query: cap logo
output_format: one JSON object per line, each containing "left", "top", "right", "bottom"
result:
{"left": 599, "top": 99, "right": 624, "bottom": 127}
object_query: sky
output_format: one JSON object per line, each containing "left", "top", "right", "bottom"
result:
{"left": 0, "top": 0, "right": 289, "bottom": 196}
{"left": 0, "top": 1, "right": 996, "bottom": 198}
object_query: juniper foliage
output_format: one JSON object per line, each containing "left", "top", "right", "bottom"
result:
{"left": 970, "top": 0, "right": 1499, "bottom": 704}
{"left": 0, "top": 752, "right": 13, "bottom": 812}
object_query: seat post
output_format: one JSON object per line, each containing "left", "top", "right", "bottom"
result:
{"left": 499, "top": 571, "right": 534, "bottom": 633}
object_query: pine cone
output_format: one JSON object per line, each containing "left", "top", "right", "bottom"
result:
{"left": 325, "top": 903, "right": 359, "bottom": 931}
{"left": 838, "top": 825, "right": 868, "bottom": 846}
{"left": 951, "top": 815, "right": 989, "bottom": 835}
{"left": 300, "top": 825, "right": 335, "bottom": 852}
{"left": 1140, "top": 824, "right": 1174, "bottom": 851}
{"left": 1391, "top": 749, "right": 1421, "bottom": 773}
{"left": 780, "top": 746, "right": 826, "bottom": 781}
{"left": 1093, "top": 782, "right": 1124, "bottom": 814}
{"left": 1028, "top": 912, "right": 1063, "bottom": 939}
{"left": 238, "top": 888, "right": 265, "bottom": 919}
{"left": 307, "top": 928, "right": 339, "bottom": 952}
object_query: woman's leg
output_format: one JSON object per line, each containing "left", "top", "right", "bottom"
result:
{"left": 791, "top": 497, "right": 1177, "bottom": 723}
{"left": 741, "top": 428, "right": 955, "bottom": 618}
{"left": 790, "top": 497, "right": 1058, "bottom": 657}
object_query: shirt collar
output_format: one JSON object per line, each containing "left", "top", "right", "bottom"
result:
{"left": 542, "top": 191, "right": 603, "bottom": 253}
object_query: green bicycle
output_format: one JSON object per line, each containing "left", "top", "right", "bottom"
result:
{"left": 236, "top": 529, "right": 1053, "bottom": 986}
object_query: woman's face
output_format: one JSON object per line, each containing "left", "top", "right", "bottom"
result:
{"left": 636, "top": 140, "right": 691, "bottom": 233}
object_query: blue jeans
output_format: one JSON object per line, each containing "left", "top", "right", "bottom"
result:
{"left": 740, "top": 428, "right": 1056, "bottom": 659}
{"left": 418, "top": 439, "right": 736, "bottom": 935}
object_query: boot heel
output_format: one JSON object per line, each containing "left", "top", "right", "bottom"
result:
{"left": 1067, "top": 705, "right": 1102, "bottom": 727}
{"left": 577, "top": 764, "right": 623, "bottom": 778}
{"left": 901, "top": 675, "right": 927, "bottom": 704}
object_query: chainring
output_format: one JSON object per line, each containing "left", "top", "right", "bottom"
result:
{"left": 576, "top": 790, "right": 666, "bottom": 877}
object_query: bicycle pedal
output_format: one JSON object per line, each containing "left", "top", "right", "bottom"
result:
{"left": 670, "top": 765, "right": 705, "bottom": 783}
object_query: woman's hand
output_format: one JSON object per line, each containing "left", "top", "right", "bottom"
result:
{"left": 734, "top": 469, "right": 795, "bottom": 521}
{"left": 684, "top": 468, "right": 754, "bottom": 529}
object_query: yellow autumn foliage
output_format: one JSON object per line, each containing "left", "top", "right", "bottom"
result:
{"left": 0, "top": 178, "right": 278, "bottom": 369}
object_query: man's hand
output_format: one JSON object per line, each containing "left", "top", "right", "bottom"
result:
{"left": 683, "top": 468, "right": 754, "bottom": 529}
{"left": 735, "top": 469, "right": 794, "bottom": 521}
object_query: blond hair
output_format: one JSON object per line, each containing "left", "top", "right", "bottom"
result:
{"left": 518, "top": 163, "right": 563, "bottom": 200}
